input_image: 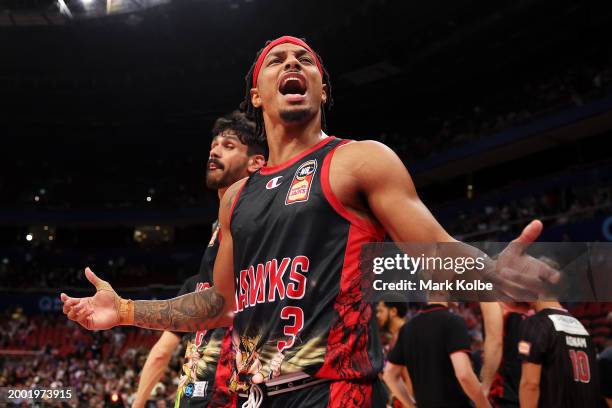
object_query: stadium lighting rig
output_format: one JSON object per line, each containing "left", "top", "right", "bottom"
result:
{"left": 4, "top": 0, "right": 251, "bottom": 26}
{"left": 56, "top": 0, "right": 73, "bottom": 18}
{"left": 56, "top": 0, "right": 171, "bottom": 19}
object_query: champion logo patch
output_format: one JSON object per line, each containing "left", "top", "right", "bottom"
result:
{"left": 266, "top": 176, "right": 283, "bottom": 190}
{"left": 285, "top": 159, "right": 317, "bottom": 205}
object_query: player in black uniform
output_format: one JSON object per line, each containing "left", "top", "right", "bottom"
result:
{"left": 61, "top": 36, "right": 561, "bottom": 408}
{"left": 480, "top": 302, "right": 530, "bottom": 408}
{"left": 384, "top": 302, "right": 490, "bottom": 408}
{"left": 518, "top": 299, "right": 604, "bottom": 407}
{"left": 132, "top": 111, "right": 265, "bottom": 408}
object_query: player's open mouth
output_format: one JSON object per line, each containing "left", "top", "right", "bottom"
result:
{"left": 208, "top": 161, "right": 223, "bottom": 171}
{"left": 278, "top": 72, "right": 307, "bottom": 102}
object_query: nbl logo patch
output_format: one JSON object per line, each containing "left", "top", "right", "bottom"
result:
{"left": 285, "top": 159, "right": 317, "bottom": 205}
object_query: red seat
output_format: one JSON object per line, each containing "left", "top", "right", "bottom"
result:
{"left": 585, "top": 303, "right": 602, "bottom": 318}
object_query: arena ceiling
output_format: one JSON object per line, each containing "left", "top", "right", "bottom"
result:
{"left": 2, "top": 0, "right": 612, "bottom": 143}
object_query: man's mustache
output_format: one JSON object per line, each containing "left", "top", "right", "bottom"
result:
{"left": 207, "top": 158, "right": 224, "bottom": 170}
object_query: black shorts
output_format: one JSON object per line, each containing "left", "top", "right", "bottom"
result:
{"left": 236, "top": 378, "right": 388, "bottom": 408}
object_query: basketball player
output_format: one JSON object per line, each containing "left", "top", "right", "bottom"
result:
{"left": 132, "top": 111, "right": 265, "bottom": 408}
{"left": 376, "top": 299, "right": 410, "bottom": 408}
{"left": 376, "top": 300, "right": 408, "bottom": 354}
{"left": 479, "top": 302, "right": 533, "bottom": 408}
{"left": 61, "top": 36, "right": 561, "bottom": 407}
{"left": 383, "top": 301, "right": 490, "bottom": 408}
{"left": 518, "top": 298, "right": 604, "bottom": 407}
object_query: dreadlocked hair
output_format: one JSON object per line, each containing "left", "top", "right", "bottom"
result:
{"left": 239, "top": 38, "right": 334, "bottom": 142}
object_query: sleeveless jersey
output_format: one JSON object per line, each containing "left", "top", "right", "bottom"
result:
{"left": 229, "top": 136, "right": 385, "bottom": 391}
{"left": 518, "top": 308, "right": 603, "bottom": 408}
{"left": 174, "top": 222, "right": 235, "bottom": 408}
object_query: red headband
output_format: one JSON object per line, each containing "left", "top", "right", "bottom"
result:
{"left": 252, "top": 36, "right": 323, "bottom": 88}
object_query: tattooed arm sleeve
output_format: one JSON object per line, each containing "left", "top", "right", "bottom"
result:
{"left": 133, "top": 287, "right": 227, "bottom": 332}
{"left": 133, "top": 178, "right": 245, "bottom": 331}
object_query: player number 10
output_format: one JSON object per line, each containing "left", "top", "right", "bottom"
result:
{"left": 568, "top": 349, "right": 590, "bottom": 383}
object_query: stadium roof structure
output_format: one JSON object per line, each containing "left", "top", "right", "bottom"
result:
{"left": 0, "top": 0, "right": 172, "bottom": 25}
{"left": 2, "top": 0, "right": 612, "bottom": 143}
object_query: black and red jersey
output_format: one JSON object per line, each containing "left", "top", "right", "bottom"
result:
{"left": 229, "top": 136, "right": 385, "bottom": 391}
{"left": 518, "top": 308, "right": 604, "bottom": 408}
{"left": 489, "top": 311, "right": 524, "bottom": 407}
{"left": 174, "top": 223, "right": 235, "bottom": 408}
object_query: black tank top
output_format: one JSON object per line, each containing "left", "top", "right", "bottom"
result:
{"left": 229, "top": 136, "right": 385, "bottom": 388}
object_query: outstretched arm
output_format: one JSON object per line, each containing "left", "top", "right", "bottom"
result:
{"left": 331, "top": 141, "right": 559, "bottom": 298}
{"left": 133, "top": 286, "right": 229, "bottom": 331}
{"left": 61, "top": 268, "right": 229, "bottom": 331}
{"left": 130, "top": 179, "right": 240, "bottom": 330}
{"left": 61, "top": 178, "right": 244, "bottom": 331}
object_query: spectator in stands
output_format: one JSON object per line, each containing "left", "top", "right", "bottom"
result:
{"left": 0, "top": 309, "right": 177, "bottom": 407}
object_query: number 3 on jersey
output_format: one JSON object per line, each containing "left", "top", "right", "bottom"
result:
{"left": 277, "top": 306, "right": 304, "bottom": 351}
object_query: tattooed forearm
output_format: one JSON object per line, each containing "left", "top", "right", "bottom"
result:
{"left": 133, "top": 287, "right": 226, "bottom": 332}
